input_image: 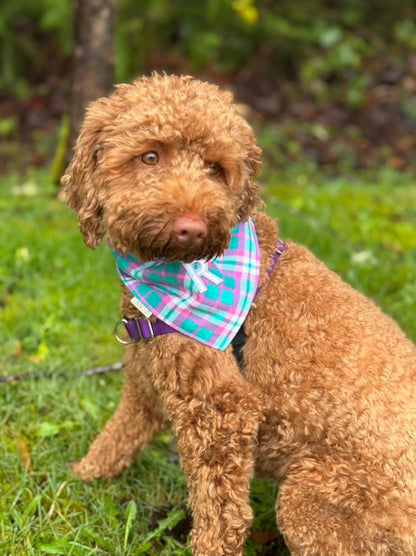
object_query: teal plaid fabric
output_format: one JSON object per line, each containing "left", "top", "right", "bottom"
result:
{"left": 112, "top": 219, "right": 260, "bottom": 350}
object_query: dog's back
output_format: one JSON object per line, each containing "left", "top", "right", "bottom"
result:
{"left": 245, "top": 211, "right": 416, "bottom": 554}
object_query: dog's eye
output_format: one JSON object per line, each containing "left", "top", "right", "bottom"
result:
{"left": 140, "top": 151, "right": 159, "bottom": 165}
{"left": 206, "top": 162, "right": 222, "bottom": 176}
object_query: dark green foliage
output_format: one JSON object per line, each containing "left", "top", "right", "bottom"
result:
{"left": 0, "top": 0, "right": 72, "bottom": 97}
{"left": 1, "top": 0, "right": 415, "bottom": 100}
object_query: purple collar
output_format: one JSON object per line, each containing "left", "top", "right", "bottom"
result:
{"left": 255, "top": 239, "right": 285, "bottom": 297}
{"left": 114, "top": 240, "right": 286, "bottom": 344}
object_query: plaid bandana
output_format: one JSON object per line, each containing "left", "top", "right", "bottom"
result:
{"left": 111, "top": 219, "right": 260, "bottom": 350}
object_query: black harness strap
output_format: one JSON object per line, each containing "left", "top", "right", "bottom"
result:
{"left": 231, "top": 324, "right": 248, "bottom": 369}
{"left": 230, "top": 240, "right": 287, "bottom": 370}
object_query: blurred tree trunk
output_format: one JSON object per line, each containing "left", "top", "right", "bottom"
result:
{"left": 67, "top": 0, "right": 115, "bottom": 163}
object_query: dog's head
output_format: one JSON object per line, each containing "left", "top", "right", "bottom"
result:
{"left": 62, "top": 73, "right": 262, "bottom": 262}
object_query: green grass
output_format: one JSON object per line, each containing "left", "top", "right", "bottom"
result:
{"left": 1, "top": 164, "right": 415, "bottom": 555}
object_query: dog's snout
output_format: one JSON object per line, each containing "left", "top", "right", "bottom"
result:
{"left": 173, "top": 216, "right": 207, "bottom": 245}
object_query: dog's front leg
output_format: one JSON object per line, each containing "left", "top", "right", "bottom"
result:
{"left": 156, "top": 339, "right": 263, "bottom": 556}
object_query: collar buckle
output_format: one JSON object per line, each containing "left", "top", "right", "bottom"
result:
{"left": 113, "top": 317, "right": 155, "bottom": 344}
{"left": 136, "top": 318, "right": 155, "bottom": 340}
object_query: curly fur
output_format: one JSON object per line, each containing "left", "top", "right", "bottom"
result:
{"left": 63, "top": 73, "right": 416, "bottom": 555}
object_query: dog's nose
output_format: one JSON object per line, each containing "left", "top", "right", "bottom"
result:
{"left": 173, "top": 216, "right": 207, "bottom": 245}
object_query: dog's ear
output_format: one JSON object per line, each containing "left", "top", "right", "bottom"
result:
{"left": 61, "top": 99, "right": 110, "bottom": 249}
{"left": 238, "top": 135, "right": 263, "bottom": 221}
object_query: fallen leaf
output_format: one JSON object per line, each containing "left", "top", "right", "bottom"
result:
{"left": 13, "top": 341, "right": 22, "bottom": 358}
{"left": 17, "top": 438, "right": 33, "bottom": 472}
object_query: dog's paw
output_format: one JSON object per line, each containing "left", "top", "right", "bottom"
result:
{"left": 68, "top": 460, "right": 100, "bottom": 482}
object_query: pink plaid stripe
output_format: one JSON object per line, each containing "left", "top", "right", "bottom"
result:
{"left": 112, "top": 219, "right": 260, "bottom": 349}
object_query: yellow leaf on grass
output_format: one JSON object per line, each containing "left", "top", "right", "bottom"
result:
{"left": 17, "top": 438, "right": 33, "bottom": 472}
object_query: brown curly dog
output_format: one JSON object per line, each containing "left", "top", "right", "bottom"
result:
{"left": 62, "top": 73, "right": 416, "bottom": 555}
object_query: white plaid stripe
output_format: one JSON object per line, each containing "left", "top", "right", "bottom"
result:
{"left": 112, "top": 219, "right": 260, "bottom": 350}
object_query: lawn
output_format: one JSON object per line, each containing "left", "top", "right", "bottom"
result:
{"left": 1, "top": 162, "right": 415, "bottom": 555}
